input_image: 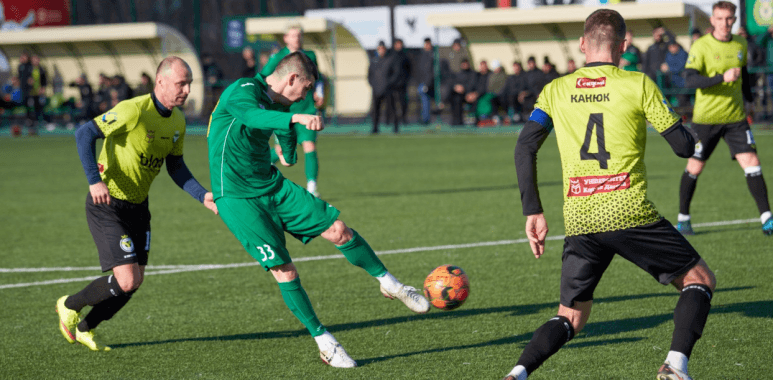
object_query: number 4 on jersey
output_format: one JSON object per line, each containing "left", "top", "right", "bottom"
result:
{"left": 580, "top": 113, "right": 610, "bottom": 169}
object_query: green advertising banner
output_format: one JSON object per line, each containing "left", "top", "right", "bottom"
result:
{"left": 748, "top": 0, "right": 773, "bottom": 35}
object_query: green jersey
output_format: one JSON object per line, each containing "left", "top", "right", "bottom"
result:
{"left": 534, "top": 64, "right": 680, "bottom": 236}
{"left": 685, "top": 34, "right": 747, "bottom": 124}
{"left": 207, "top": 75, "right": 298, "bottom": 200}
{"left": 94, "top": 94, "right": 186, "bottom": 204}
{"left": 260, "top": 47, "right": 318, "bottom": 115}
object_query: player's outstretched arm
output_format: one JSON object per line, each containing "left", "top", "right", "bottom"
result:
{"left": 75, "top": 120, "right": 110, "bottom": 205}
{"left": 292, "top": 113, "right": 323, "bottom": 131}
{"left": 166, "top": 154, "right": 218, "bottom": 214}
{"left": 525, "top": 213, "right": 548, "bottom": 258}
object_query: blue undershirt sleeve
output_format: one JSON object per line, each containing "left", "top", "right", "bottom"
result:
{"left": 75, "top": 120, "right": 104, "bottom": 185}
{"left": 166, "top": 154, "right": 207, "bottom": 203}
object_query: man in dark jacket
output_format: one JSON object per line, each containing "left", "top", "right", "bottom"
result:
{"left": 518, "top": 56, "right": 544, "bottom": 117}
{"left": 448, "top": 59, "right": 478, "bottom": 126}
{"left": 642, "top": 26, "right": 675, "bottom": 82}
{"left": 391, "top": 39, "right": 411, "bottom": 125}
{"left": 505, "top": 61, "right": 526, "bottom": 122}
{"left": 416, "top": 38, "right": 435, "bottom": 125}
{"left": 369, "top": 41, "right": 398, "bottom": 134}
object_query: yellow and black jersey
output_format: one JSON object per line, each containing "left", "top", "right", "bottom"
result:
{"left": 685, "top": 34, "right": 747, "bottom": 124}
{"left": 517, "top": 63, "right": 683, "bottom": 236}
{"left": 94, "top": 94, "right": 186, "bottom": 203}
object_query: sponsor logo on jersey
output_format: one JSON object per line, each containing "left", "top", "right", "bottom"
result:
{"left": 139, "top": 153, "right": 165, "bottom": 170}
{"left": 119, "top": 235, "right": 135, "bottom": 253}
{"left": 567, "top": 172, "right": 631, "bottom": 197}
{"left": 98, "top": 163, "right": 104, "bottom": 173}
{"left": 102, "top": 111, "right": 118, "bottom": 125}
{"left": 576, "top": 77, "right": 606, "bottom": 88}
{"left": 146, "top": 130, "right": 155, "bottom": 143}
{"left": 570, "top": 93, "right": 610, "bottom": 103}
{"left": 173, "top": 131, "right": 180, "bottom": 143}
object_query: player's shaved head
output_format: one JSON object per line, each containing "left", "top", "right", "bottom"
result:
{"left": 584, "top": 9, "right": 626, "bottom": 51}
{"left": 274, "top": 51, "right": 318, "bottom": 83}
{"left": 156, "top": 56, "right": 191, "bottom": 80}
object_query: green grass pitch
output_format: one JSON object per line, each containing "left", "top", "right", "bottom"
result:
{"left": 1, "top": 129, "right": 771, "bottom": 379}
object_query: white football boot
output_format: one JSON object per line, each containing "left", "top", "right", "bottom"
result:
{"left": 380, "top": 285, "right": 431, "bottom": 314}
{"left": 319, "top": 343, "right": 357, "bottom": 368}
{"left": 657, "top": 362, "right": 693, "bottom": 380}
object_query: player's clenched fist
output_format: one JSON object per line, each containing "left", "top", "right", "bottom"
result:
{"left": 723, "top": 67, "right": 740, "bottom": 83}
{"left": 292, "top": 114, "right": 324, "bottom": 131}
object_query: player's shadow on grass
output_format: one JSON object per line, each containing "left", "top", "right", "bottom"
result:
{"left": 324, "top": 182, "right": 561, "bottom": 202}
{"left": 109, "top": 286, "right": 754, "bottom": 350}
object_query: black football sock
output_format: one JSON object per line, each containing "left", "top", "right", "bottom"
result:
{"left": 679, "top": 171, "right": 699, "bottom": 216}
{"left": 516, "top": 315, "right": 575, "bottom": 374}
{"left": 65, "top": 275, "right": 125, "bottom": 312}
{"left": 745, "top": 167, "right": 771, "bottom": 215}
{"left": 670, "top": 284, "right": 712, "bottom": 358}
{"left": 78, "top": 290, "right": 136, "bottom": 332}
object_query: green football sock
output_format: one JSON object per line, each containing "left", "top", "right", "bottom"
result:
{"left": 336, "top": 229, "right": 388, "bottom": 277}
{"left": 269, "top": 146, "right": 279, "bottom": 164}
{"left": 278, "top": 278, "right": 325, "bottom": 337}
{"left": 305, "top": 151, "right": 318, "bottom": 182}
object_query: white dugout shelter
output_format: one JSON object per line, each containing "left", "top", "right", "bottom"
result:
{"left": 0, "top": 23, "right": 205, "bottom": 117}
{"left": 426, "top": 2, "right": 711, "bottom": 74}
{"left": 245, "top": 16, "right": 370, "bottom": 117}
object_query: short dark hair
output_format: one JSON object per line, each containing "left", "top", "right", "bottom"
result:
{"left": 527, "top": 56, "right": 536, "bottom": 62}
{"left": 424, "top": 37, "right": 431, "bottom": 43}
{"left": 395, "top": 38, "right": 403, "bottom": 44}
{"left": 584, "top": 9, "right": 626, "bottom": 50}
{"left": 712, "top": 1, "right": 736, "bottom": 14}
{"left": 274, "top": 51, "right": 318, "bottom": 83}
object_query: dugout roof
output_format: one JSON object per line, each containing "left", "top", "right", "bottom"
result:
{"left": 426, "top": 2, "right": 710, "bottom": 74}
{"left": 245, "top": 16, "right": 370, "bottom": 117}
{"left": 0, "top": 22, "right": 205, "bottom": 117}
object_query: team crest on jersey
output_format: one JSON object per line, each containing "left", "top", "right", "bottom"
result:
{"left": 694, "top": 141, "right": 703, "bottom": 154}
{"left": 576, "top": 77, "right": 606, "bottom": 88}
{"left": 102, "top": 111, "right": 118, "bottom": 125}
{"left": 119, "top": 235, "right": 135, "bottom": 253}
{"left": 146, "top": 130, "right": 155, "bottom": 143}
{"left": 738, "top": 51, "right": 743, "bottom": 61}
{"left": 173, "top": 131, "right": 180, "bottom": 142}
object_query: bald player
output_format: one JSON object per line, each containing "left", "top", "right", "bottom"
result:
{"left": 57, "top": 56, "right": 218, "bottom": 351}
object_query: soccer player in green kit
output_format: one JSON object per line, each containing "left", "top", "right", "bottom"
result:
{"left": 207, "top": 52, "right": 429, "bottom": 368}
{"left": 675, "top": 1, "right": 773, "bottom": 236}
{"left": 505, "top": 10, "right": 716, "bottom": 380}
{"left": 261, "top": 26, "right": 324, "bottom": 197}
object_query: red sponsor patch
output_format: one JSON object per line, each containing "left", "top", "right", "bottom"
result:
{"left": 567, "top": 172, "right": 630, "bottom": 197}
{"left": 98, "top": 163, "right": 104, "bottom": 173}
{"left": 575, "top": 77, "right": 606, "bottom": 89}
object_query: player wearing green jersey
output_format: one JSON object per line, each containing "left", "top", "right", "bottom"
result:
{"left": 505, "top": 10, "right": 716, "bottom": 380}
{"left": 56, "top": 57, "right": 218, "bottom": 351}
{"left": 261, "top": 26, "right": 325, "bottom": 197}
{"left": 676, "top": 1, "right": 772, "bottom": 236}
{"left": 207, "top": 52, "right": 429, "bottom": 369}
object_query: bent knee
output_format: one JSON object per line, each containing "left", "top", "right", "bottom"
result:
{"left": 322, "top": 220, "right": 352, "bottom": 246}
{"left": 117, "top": 278, "right": 142, "bottom": 293}
{"left": 679, "top": 261, "right": 716, "bottom": 291}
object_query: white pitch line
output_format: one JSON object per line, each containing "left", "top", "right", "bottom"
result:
{"left": 0, "top": 217, "right": 761, "bottom": 290}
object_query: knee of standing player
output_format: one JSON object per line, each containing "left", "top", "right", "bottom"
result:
{"left": 324, "top": 220, "right": 352, "bottom": 246}
{"left": 117, "top": 276, "right": 142, "bottom": 293}
{"left": 684, "top": 261, "right": 716, "bottom": 292}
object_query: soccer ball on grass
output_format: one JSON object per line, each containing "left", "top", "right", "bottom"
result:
{"left": 423, "top": 265, "right": 470, "bottom": 311}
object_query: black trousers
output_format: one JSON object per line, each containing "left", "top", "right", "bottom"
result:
{"left": 372, "top": 92, "right": 398, "bottom": 133}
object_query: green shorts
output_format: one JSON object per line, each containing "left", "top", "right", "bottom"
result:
{"left": 294, "top": 123, "right": 317, "bottom": 143}
{"left": 215, "top": 178, "right": 340, "bottom": 270}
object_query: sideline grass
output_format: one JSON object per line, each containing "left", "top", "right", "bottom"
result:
{"left": 1, "top": 131, "right": 771, "bottom": 379}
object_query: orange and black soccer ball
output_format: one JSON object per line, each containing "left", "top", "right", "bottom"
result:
{"left": 423, "top": 265, "right": 470, "bottom": 311}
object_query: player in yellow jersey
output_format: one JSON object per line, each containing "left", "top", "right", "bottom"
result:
{"left": 676, "top": 1, "right": 772, "bottom": 236}
{"left": 55, "top": 57, "right": 218, "bottom": 351}
{"left": 505, "top": 10, "right": 716, "bottom": 380}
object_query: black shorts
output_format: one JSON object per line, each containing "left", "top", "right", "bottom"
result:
{"left": 560, "top": 219, "right": 701, "bottom": 308}
{"left": 691, "top": 121, "right": 757, "bottom": 161}
{"left": 85, "top": 193, "right": 151, "bottom": 272}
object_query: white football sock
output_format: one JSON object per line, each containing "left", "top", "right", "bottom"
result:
{"left": 376, "top": 272, "right": 401, "bottom": 294}
{"left": 507, "top": 365, "right": 528, "bottom": 380}
{"left": 307, "top": 180, "right": 317, "bottom": 193}
{"left": 677, "top": 213, "right": 691, "bottom": 222}
{"left": 314, "top": 331, "right": 338, "bottom": 351}
{"left": 666, "top": 350, "right": 689, "bottom": 375}
{"left": 761, "top": 211, "right": 772, "bottom": 224}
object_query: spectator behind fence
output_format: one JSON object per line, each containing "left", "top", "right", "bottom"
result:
{"left": 391, "top": 38, "right": 411, "bottom": 125}
{"left": 643, "top": 26, "right": 675, "bottom": 82}
{"left": 477, "top": 59, "right": 508, "bottom": 124}
{"left": 691, "top": 28, "right": 702, "bottom": 43}
{"left": 69, "top": 73, "right": 94, "bottom": 123}
{"left": 621, "top": 29, "right": 642, "bottom": 71}
{"left": 564, "top": 59, "right": 577, "bottom": 76}
{"left": 664, "top": 41, "right": 690, "bottom": 107}
{"left": 17, "top": 51, "right": 31, "bottom": 101}
{"left": 505, "top": 61, "right": 526, "bottom": 122}
{"left": 1, "top": 75, "right": 23, "bottom": 111}
{"left": 518, "top": 56, "right": 544, "bottom": 117}
{"left": 242, "top": 47, "right": 257, "bottom": 78}
{"left": 94, "top": 73, "right": 111, "bottom": 114}
{"left": 134, "top": 72, "right": 153, "bottom": 97}
{"left": 369, "top": 41, "right": 398, "bottom": 134}
{"left": 201, "top": 54, "right": 223, "bottom": 115}
{"left": 449, "top": 58, "right": 478, "bottom": 126}
{"left": 542, "top": 57, "right": 560, "bottom": 84}
{"left": 442, "top": 38, "right": 470, "bottom": 111}
{"left": 26, "top": 54, "right": 48, "bottom": 126}
{"left": 417, "top": 37, "right": 436, "bottom": 125}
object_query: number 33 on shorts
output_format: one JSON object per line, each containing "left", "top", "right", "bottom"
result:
{"left": 256, "top": 244, "right": 276, "bottom": 262}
